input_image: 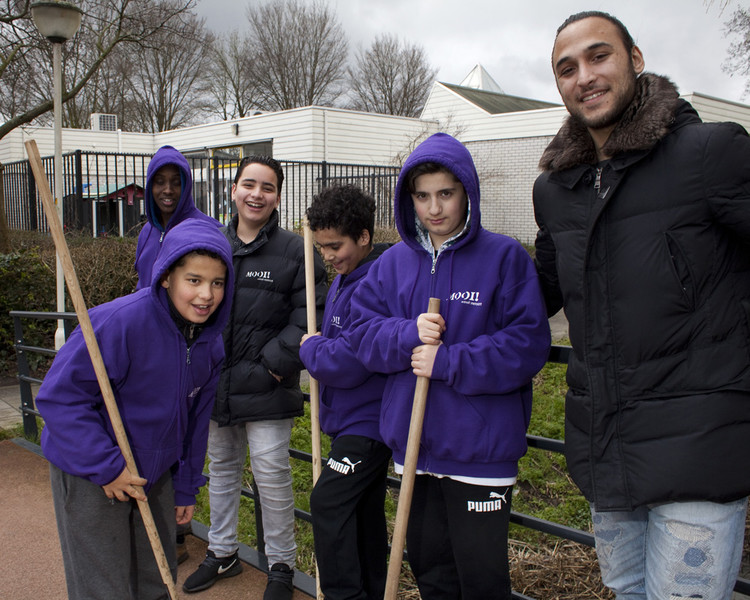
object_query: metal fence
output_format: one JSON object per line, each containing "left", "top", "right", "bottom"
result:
{"left": 9, "top": 311, "right": 750, "bottom": 599}
{"left": 2, "top": 151, "right": 401, "bottom": 237}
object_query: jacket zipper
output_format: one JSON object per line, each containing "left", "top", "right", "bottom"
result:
{"left": 594, "top": 166, "right": 610, "bottom": 200}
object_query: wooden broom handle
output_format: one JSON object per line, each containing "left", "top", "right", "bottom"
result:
{"left": 25, "top": 140, "right": 178, "bottom": 600}
{"left": 384, "top": 296, "right": 441, "bottom": 600}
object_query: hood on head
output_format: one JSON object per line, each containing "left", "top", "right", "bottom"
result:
{"left": 394, "top": 133, "right": 481, "bottom": 250}
{"left": 145, "top": 145, "right": 193, "bottom": 230}
{"left": 150, "top": 218, "right": 234, "bottom": 335}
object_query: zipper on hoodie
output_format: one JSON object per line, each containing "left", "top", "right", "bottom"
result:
{"left": 431, "top": 251, "right": 439, "bottom": 274}
{"left": 186, "top": 346, "right": 192, "bottom": 365}
{"left": 160, "top": 231, "right": 165, "bottom": 243}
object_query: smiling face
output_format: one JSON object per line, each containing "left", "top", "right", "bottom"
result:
{"left": 231, "top": 162, "right": 281, "bottom": 242}
{"left": 411, "top": 170, "right": 468, "bottom": 248}
{"left": 151, "top": 164, "right": 182, "bottom": 227}
{"left": 314, "top": 227, "right": 371, "bottom": 275}
{"left": 552, "top": 16, "right": 644, "bottom": 153}
{"left": 161, "top": 252, "right": 227, "bottom": 324}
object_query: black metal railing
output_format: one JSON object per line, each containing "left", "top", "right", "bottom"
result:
{"left": 2, "top": 151, "right": 401, "bottom": 237}
{"left": 9, "top": 310, "right": 750, "bottom": 599}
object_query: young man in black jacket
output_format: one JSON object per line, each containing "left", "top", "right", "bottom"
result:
{"left": 184, "top": 156, "right": 327, "bottom": 600}
{"left": 534, "top": 11, "right": 750, "bottom": 599}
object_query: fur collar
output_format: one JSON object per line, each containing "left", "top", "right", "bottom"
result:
{"left": 539, "top": 73, "right": 681, "bottom": 172}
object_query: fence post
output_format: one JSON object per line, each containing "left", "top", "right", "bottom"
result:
{"left": 251, "top": 478, "right": 266, "bottom": 561}
{"left": 12, "top": 315, "right": 38, "bottom": 438}
{"left": 26, "top": 160, "right": 38, "bottom": 231}
{"left": 0, "top": 162, "right": 9, "bottom": 252}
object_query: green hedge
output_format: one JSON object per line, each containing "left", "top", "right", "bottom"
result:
{"left": 1, "top": 231, "right": 139, "bottom": 377}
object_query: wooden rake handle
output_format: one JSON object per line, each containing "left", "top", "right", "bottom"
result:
{"left": 25, "top": 140, "right": 178, "bottom": 600}
{"left": 384, "top": 297, "right": 441, "bottom": 600}
{"left": 302, "top": 218, "right": 324, "bottom": 600}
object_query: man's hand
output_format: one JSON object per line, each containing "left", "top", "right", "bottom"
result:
{"left": 412, "top": 343, "right": 441, "bottom": 378}
{"left": 417, "top": 312, "right": 445, "bottom": 345}
{"left": 102, "top": 467, "right": 147, "bottom": 502}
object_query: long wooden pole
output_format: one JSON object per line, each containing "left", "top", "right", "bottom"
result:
{"left": 25, "top": 140, "right": 178, "bottom": 600}
{"left": 302, "top": 218, "right": 324, "bottom": 600}
{"left": 384, "top": 297, "right": 441, "bottom": 600}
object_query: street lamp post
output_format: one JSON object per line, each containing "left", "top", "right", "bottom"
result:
{"left": 30, "top": 1, "right": 83, "bottom": 349}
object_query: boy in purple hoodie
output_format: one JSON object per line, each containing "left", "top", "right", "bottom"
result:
{"left": 36, "top": 219, "right": 234, "bottom": 599}
{"left": 299, "top": 185, "right": 392, "bottom": 600}
{"left": 135, "top": 145, "right": 221, "bottom": 290}
{"left": 349, "top": 133, "right": 551, "bottom": 599}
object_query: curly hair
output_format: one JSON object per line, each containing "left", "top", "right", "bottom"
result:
{"left": 306, "top": 184, "right": 376, "bottom": 242}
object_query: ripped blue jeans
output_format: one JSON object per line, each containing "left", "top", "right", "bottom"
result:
{"left": 591, "top": 498, "right": 747, "bottom": 600}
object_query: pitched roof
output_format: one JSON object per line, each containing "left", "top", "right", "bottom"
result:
{"left": 441, "top": 82, "right": 560, "bottom": 114}
{"left": 460, "top": 64, "right": 505, "bottom": 94}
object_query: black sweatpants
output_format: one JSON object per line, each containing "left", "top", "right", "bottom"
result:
{"left": 310, "top": 435, "right": 392, "bottom": 600}
{"left": 50, "top": 464, "right": 177, "bottom": 600}
{"left": 406, "top": 474, "right": 513, "bottom": 600}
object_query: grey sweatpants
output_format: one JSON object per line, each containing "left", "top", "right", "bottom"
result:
{"left": 50, "top": 463, "right": 177, "bottom": 600}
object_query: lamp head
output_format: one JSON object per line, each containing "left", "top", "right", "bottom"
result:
{"left": 31, "top": 1, "right": 83, "bottom": 44}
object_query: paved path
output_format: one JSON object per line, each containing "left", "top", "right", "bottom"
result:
{"left": 0, "top": 438, "right": 312, "bottom": 599}
{"left": 0, "top": 382, "right": 314, "bottom": 599}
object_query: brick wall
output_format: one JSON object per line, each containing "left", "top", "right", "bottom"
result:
{"left": 467, "top": 136, "right": 553, "bottom": 245}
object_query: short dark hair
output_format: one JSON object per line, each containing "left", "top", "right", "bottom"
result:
{"left": 306, "top": 184, "right": 376, "bottom": 243}
{"left": 233, "top": 155, "right": 285, "bottom": 194}
{"left": 555, "top": 11, "right": 635, "bottom": 52}
{"left": 405, "top": 162, "right": 460, "bottom": 194}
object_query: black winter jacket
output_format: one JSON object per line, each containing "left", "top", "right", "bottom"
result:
{"left": 213, "top": 211, "right": 327, "bottom": 426}
{"left": 533, "top": 74, "right": 750, "bottom": 510}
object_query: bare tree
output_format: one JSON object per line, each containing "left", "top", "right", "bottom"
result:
{"left": 0, "top": 0, "right": 197, "bottom": 140}
{"left": 723, "top": 5, "right": 750, "bottom": 97}
{"left": 205, "top": 30, "right": 260, "bottom": 121}
{"left": 70, "top": 43, "right": 138, "bottom": 130}
{"left": 129, "top": 11, "right": 214, "bottom": 132}
{"left": 245, "top": 0, "right": 349, "bottom": 111}
{"left": 347, "top": 34, "right": 437, "bottom": 118}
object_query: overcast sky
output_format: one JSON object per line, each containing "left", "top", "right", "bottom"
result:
{"left": 194, "top": 0, "right": 746, "bottom": 106}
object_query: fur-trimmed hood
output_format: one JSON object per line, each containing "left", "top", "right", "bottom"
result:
{"left": 539, "top": 73, "right": 681, "bottom": 172}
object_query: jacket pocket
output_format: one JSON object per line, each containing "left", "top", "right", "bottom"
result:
{"left": 664, "top": 232, "right": 697, "bottom": 310}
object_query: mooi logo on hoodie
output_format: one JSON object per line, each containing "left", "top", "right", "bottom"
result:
{"left": 245, "top": 270, "right": 273, "bottom": 283}
{"left": 450, "top": 290, "right": 482, "bottom": 306}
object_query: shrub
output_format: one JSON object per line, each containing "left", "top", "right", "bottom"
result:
{"left": 1, "top": 231, "right": 138, "bottom": 378}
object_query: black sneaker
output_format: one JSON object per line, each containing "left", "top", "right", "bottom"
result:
{"left": 182, "top": 550, "right": 243, "bottom": 593}
{"left": 262, "top": 562, "right": 294, "bottom": 600}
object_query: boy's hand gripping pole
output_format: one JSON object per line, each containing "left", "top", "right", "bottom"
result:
{"left": 384, "top": 297, "right": 441, "bottom": 600}
{"left": 25, "top": 140, "right": 178, "bottom": 600}
{"left": 303, "top": 218, "right": 324, "bottom": 600}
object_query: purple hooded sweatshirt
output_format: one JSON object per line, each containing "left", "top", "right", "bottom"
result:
{"left": 37, "top": 219, "right": 234, "bottom": 506}
{"left": 349, "top": 132, "right": 551, "bottom": 479}
{"left": 299, "top": 244, "right": 389, "bottom": 441}
{"left": 135, "top": 145, "right": 220, "bottom": 290}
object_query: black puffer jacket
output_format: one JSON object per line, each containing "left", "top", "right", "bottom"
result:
{"left": 213, "top": 211, "right": 327, "bottom": 426}
{"left": 534, "top": 74, "right": 750, "bottom": 510}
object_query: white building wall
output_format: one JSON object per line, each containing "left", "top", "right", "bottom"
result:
{"left": 682, "top": 93, "right": 750, "bottom": 131}
{"left": 2, "top": 106, "right": 434, "bottom": 168}
{"left": 467, "top": 136, "right": 551, "bottom": 244}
